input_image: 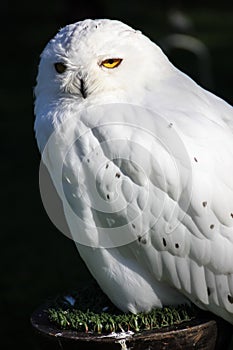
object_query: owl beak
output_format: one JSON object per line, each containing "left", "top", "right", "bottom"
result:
{"left": 80, "top": 78, "right": 87, "bottom": 99}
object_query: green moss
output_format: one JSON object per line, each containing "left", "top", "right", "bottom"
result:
{"left": 47, "top": 281, "right": 198, "bottom": 334}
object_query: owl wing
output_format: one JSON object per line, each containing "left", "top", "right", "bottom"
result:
{"left": 43, "top": 98, "right": 233, "bottom": 323}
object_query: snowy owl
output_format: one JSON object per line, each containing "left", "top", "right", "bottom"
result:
{"left": 34, "top": 19, "right": 233, "bottom": 325}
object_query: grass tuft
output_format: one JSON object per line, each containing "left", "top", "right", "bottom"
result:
{"left": 47, "top": 281, "right": 198, "bottom": 334}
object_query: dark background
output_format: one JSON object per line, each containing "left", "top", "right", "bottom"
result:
{"left": 1, "top": 1, "right": 233, "bottom": 348}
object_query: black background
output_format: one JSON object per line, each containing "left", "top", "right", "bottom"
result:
{"left": 1, "top": 1, "right": 233, "bottom": 348}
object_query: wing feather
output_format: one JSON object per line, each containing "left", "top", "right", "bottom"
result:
{"left": 41, "top": 81, "right": 233, "bottom": 323}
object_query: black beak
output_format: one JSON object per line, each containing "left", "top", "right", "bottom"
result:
{"left": 80, "top": 78, "right": 87, "bottom": 99}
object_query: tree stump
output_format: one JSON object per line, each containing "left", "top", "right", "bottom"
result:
{"left": 31, "top": 303, "right": 232, "bottom": 350}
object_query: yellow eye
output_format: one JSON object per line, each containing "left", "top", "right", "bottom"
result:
{"left": 54, "top": 62, "right": 67, "bottom": 74}
{"left": 101, "top": 58, "right": 122, "bottom": 69}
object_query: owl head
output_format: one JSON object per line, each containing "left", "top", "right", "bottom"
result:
{"left": 34, "top": 19, "right": 172, "bottom": 106}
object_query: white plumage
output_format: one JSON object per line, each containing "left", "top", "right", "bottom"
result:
{"left": 34, "top": 19, "right": 233, "bottom": 324}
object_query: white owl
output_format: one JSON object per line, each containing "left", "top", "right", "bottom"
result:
{"left": 34, "top": 19, "right": 233, "bottom": 325}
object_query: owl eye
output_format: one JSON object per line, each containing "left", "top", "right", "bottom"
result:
{"left": 101, "top": 58, "right": 122, "bottom": 69}
{"left": 54, "top": 62, "right": 67, "bottom": 74}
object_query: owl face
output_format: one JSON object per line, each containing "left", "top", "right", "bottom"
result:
{"left": 35, "top": 19, "right": 170, "bottom": 105}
